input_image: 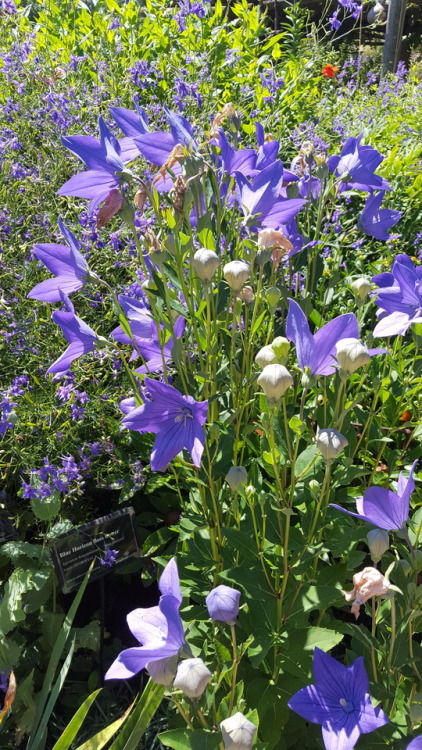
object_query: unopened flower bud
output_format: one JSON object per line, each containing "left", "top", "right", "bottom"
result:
{"left": 223, "top": 260, "right": 250, "bottom": 291}
{"left": 239, "top": 285, "right": 254, "bottom": 303}
{"left": 367, "top": 529, "right": 389, "bottom": 563}
{"left": 265, "top": 286, "right": 282, "bottom": 308}
{"left": 225, "top": 466, "right": 248, "bottom": 490}
{"left": 308, "top": 479, "right": 320, "bottom": 497}
{"left": 173, "top": 658, "right": 212, "bottom": 698}
{"left": 351, "top": 277, "right": 372, "bottom": 300}
{"left": 255, "top": 345, "right": 278, "bottom": 368}
{"left": 271, "top": 336, "right": 290, "bottom": 359}
{"left": 343, "top": 567, "right": 390, "bottom": 619}
{"left": 146, "top": 655, "right": 178, "bottom": 686}
{"left": 316, "top": 428, "right": 348, "bottom": 462}
{"left": 335, "top": 338, "right": 371, "bottom": 376}
{"left": 220, "top": 712, "right": 257, "bottom": 750}
{"left": 206, "top": 585, "right": 241, "bottom": 623}
{"left": 193, "top": 248, "right": 220, "bottom": 282}
{"left": 257, "top": 364, "right": 293, "bottom": 403}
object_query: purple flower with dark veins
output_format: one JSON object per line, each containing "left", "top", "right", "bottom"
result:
{"left": 288, "top": 648, "right": 389, "bottom": 750}
{"left": 58, "top": 117, "right": 128, "bottom": 214}
{"left": 330, "top": 461, "right": 418, "bottom": 531}
{"left": 105, "top": 558, "right": 187, "bottom": 681}
{"left": 357, "top": 192, "right": 401, "bottom": 241}
{"left": 28, "top": 218, "right": 92, "bottom": 302}
{"left": 371, "top": 254, "right": 422, "bottom": 336}
{"left": 122, "top": 378, "right": 208, "bottom": 471}
{"left": 47, "top": 312, "right": 100, "bottom": 375}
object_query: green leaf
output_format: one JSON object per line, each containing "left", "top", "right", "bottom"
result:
{"left": 51, "top": 689, "right": 101, "bottom": 750}
{"left": 159, "top": 729, "right": 220, "bottom": 750}
{"left": 108, "top": 680, "right": 165, "bottom": 750}
{"left": 294, "top": 444, "right": 321, "bottom": 478}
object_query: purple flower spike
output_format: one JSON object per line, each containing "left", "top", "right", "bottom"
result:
{"left": 58, "top": 116, "right": 128, "bottom": 214}
{"left": 288, "top": 648, "right": 389, "bottom": 750}
{"left": 330, "top": 461, "right": 418, "bottom": 531}
{"left": 206, "top": 585, "right": 241, "bottom": 623}
{"left": 47, "top": 312, "right": 99, "bottom": 375}
{"left": 105, "top": 559, "right": 187, "bottom": 681}
{"left": 357, "top": 192, "right": 402, "bottom": 241}
{"left": 285, "top": 299, "right": 359, "bottom": 378}
{"left": 372, "top": 255, "right": 422, "bottom": 337}
{"left": 407, "top": 737, "right": 422, "bottom": 750}
{"left": 121, "top": 378, "right": 208, "bottom": 471}
{"left": 28, "top": 218, "right": 90, "bottom": 302}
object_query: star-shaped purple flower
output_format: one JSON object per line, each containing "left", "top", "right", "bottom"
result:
{"left": 372, "top": 254, "right": 422, "bottom": 336}
{"left": 47, "top": 311, "right": 99, "bottom": 375}
{"left": 328, "top": 135, "right": 390, "bottom": 192}
{"left": 28, "top": 218, "right": 90, "bottom": 303}
{"left": 135, "top": 316, "right": 186, "bottom": 374}
{"left": 105, "top": 558, "right": 187, "bottom": 681}
{"left": 330, "top": 461, "right": 418, "bottom": 530}
{"left": 58, "top": 117, "right": 128, "bottom": 214}
{"left": 288, "top": 647, "right": 389, "bottom": 750}
{"left": 109, "top": 104, "right": 149, "bottom": 162}
{"left": 285, "top": 299, "right": 359, "bottom": 378}
{"left": 357, "top": 192, "right": 401, "bottom": 241}
{"left": 235, "top": 162, "right": 306, "bottom": 230}
{"left": 122, "top": 378, "right": 208, "bottom": 471}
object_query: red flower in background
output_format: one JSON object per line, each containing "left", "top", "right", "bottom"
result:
{"left": 322, "top": 64, "right": 339, "bottom": 78}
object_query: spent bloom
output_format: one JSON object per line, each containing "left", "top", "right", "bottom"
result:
{"left": 206, "top": 585, "right": 241, "bottom": 623}
{"left": 173, "top": 657, "right": 212, "bottom": 698}
{"left": 220, "top": 712, "right": 257, "bottom": 750}
{"left": 330, "top": 461, "right": 418, "bottom": 530}
{"left": 105, "top": 559, "right": 187, "bottom": 681}
{"left": 343, "top": 567, "right": 390, "bottom": 619}
{"left": 121, "top": 378, "right": 208, "bottom": 472}
{"left": 288, "top": 647, "right": 389, "bottom": 750}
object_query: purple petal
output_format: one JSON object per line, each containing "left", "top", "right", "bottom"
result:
{"left": 346, "top": 657, "right": 369, "bottom": 699}
{"left": 164, "top": 106, "right": 197, "bottom": 149}
{"left": 259, "top": 198, "right": 307, "bottom": 229}
{"left": 31, "top": 243, "right": 85, "bottom": 278}
{"left": 158, "top": 594, "right": 186, "bottom": 649}
{"left": 288, "top": 684, "right": 332, "bottom": 724}
{"left": 57, "top": 170, "right": 117, "bottom": 200}
{"left": 144, "top": 378, "right": 185, "bottom": 410}
{"left": 109, "top": 105, "right": 149, "bottom": 137}
{"left": 285, "top": 299, "right": 314, "bottom": 372}
{"left": 321, "top": 719, "right": 361, "bottom": 750}
{"left": 406, "top": 738, "right": 422, "bottom": 750}
{"left": 134, "top": 132, "right": 177, "bottom": 166}
{"left": 127, "top": 605, "right": 168, "bottom": 645}
{"left": 104, "top": 644, "right": 176, "bottom": 680}
{"left": 373, "top": 311, "right": 412, "bottom": 337}
{"left": 60, "top": 135, "right": 107, "bottom": 171}
{"left": 52, "top": 311, "right": 97, "bottom": 344}
{"left": 313, "top": 647, "right": 348, "bottom": 701}
{"left": 356, "top": 698, "right": 389, "bottom": 734}
{"left": 28, "top": 276, "right": 84, "bottom": 302}
{"left": 118, "top": 136, "right": 142, "bottom": 163}
{"left": 397, "top": 460, "right": 417, "bottom": 500}
{"left": 47, "top": 341, "right": 91, "bottom": 374}
{"left": 184, "top": 418, "right": 206, "bottom": 467}
{"left": 313, "top": 314, "right": 359, "bottom": 375}
{"left": 121, "top": 403, "right": 177, "bottom": 433}
{"left": 159, "top": 559, "right": 182, "bottom": 603}
{"left": 392, "top": 262, "right": 420, "bottom": 306}
{"left": 150, "top": 422, "right": 187, "bottom": 471}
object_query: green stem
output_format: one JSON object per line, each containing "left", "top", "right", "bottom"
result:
{"left": 228, "top": 623, "right": 239, "bottom": 715}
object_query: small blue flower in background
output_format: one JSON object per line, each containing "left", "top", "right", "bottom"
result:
{"left": 288, "top": 647, "right": 389, "bottom": 750}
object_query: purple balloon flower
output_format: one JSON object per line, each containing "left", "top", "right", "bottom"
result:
{"left": 357, "top": 192, "right": 402, "bottom": 241}
{"left": 105, "top": 558, "right": 187, "bottom": 681}
{"left": 372, "top": 255, "right": 422, "bottom": 337}
{"left": 285, "top": 299, "right": 359, "bottom": 378}
{"left": 235, "top": 162, "right": 306, "bottom": 230}
{"left": 47, "top": 311, "right": 99, "bottom": 375}
{"left": 407, "top": 737, "right": 422, "bottom": 750}
{"left": 28, "top": 218, "right": 90, "bottom": 303}
{"left": 206, "top": 585, "right": 241, "bottom": 623}
{"left": 122, "top": 378, "right": 208, "bottom": 471}
{"left": 288, "top": 648, "right": 389, "bottom": 750}
{"left": 330, "top": 461, "right": 418, "bottom": 531}
{"left": 57, "top": 117, "right": 128, "bottom": 214}
{"left": 328, "top": 135, "right": 390, "bottom": 192}
{"left": 109, "top": 104, "right": 149, "bottom": 162}
{"left": 135, "top": 317, "right": 186, "bottom": 374}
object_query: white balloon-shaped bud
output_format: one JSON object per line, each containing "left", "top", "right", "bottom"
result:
{"left": 316, "top": 428, "right": 348, "bottom": 462}
{"left": 225, "top": 466, "right": 248, "bottom": 490}
{"left": 146, "top": 655, "right": 178, "bottom": 686}
{"left": 255, "top": 345, "right": 278, "bottom": 368}
{"left": 257, "top": 364, "right": 293, "bottom": 403}
{"left": 173, "top": 658, "right": 212, "bottom": 698}
{"left": 223, "top": 260, "right": 250, "bottom": 291}
{"left": 367, "top": 528, "right": 389, "bottom": 563}
{"left": 220, "top": 712, "right": 257, "bottom": 750}
{"left": 351, "top": 277, "right": 372, "bottom": 300}
{"left": 335, "top": 338, "right": 371, "bottom": 375}
{"left": 193, "top": 248, "right": 220, "bottom": 282}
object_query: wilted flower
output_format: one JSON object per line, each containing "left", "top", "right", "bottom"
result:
{"left": 343, "top": 567, "right": 390, "bottom": 619}
{"left": 206, "top": 585, "right": 241, "bottom": 623}
{"left": 288, "top": 648, "right": 389, "bottom": 749}
{"left": 239, "top": 285, "right": 255, "bottom": 304}
{"left": 255, "top": 345, "right": 278, "bottom": 368}
{"left": 351, "top": 277, "right": 372, "bottom": 300}
{"left": 173, "top": 658, "right": 212, "bottom": 698}
{"left": 223, "top": 260, "right": 250, "bottom": 291}
{"left": 193, "top": 248, "right": 220, "bottom": 281}
{"left": 225, "top": 466, "right": 248, "bottom": 490}
{"left": 316, "top": 429, "right": 348, "bottom": 462}
{"left": 257, "top": 364, "right": 293, "bottom": 403}
{"left": 367, "top": 529, "right": 389, "bottom": 563}
{"left": 220, "top": 712, "right": 257, "bottom": 750}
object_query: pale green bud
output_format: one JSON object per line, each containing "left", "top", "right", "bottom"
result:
{"left": 225, "top": 466, "right": 248, "bottom": 491}
{"left": 335, "top": 338, "right": 371, "bottom": 376}
{"left": 255, "top": 345, "right": 278, "bottom": 368}
{"left": 193, "top": 247, "right": 220, "bottom": 282}
{"left": 367, "top": 529, "right": 389, "bottom": 563}
{"left": 265, "top": 286, "right": 282, "bottom": 308}
{"left": 223, "top": 260, "right": 250, "bottom": 291}
{"left": 308, "top": 479, "right": 320, "bottom": 497}
{"left": 173, "top": 658, "right": 212, "bottom": 698}
{"left": 271, "top": 336, "right": 290, "bottom": 359}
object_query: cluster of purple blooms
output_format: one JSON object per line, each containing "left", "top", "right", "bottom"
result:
{"left": 21, "top": 454, "right": 90, "bottom": 501}
{"left": 0, "top": 376, "right": 31, "bottom": 435}
{"left": 329, "top": 0, "right": 362, "bottom": 31}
